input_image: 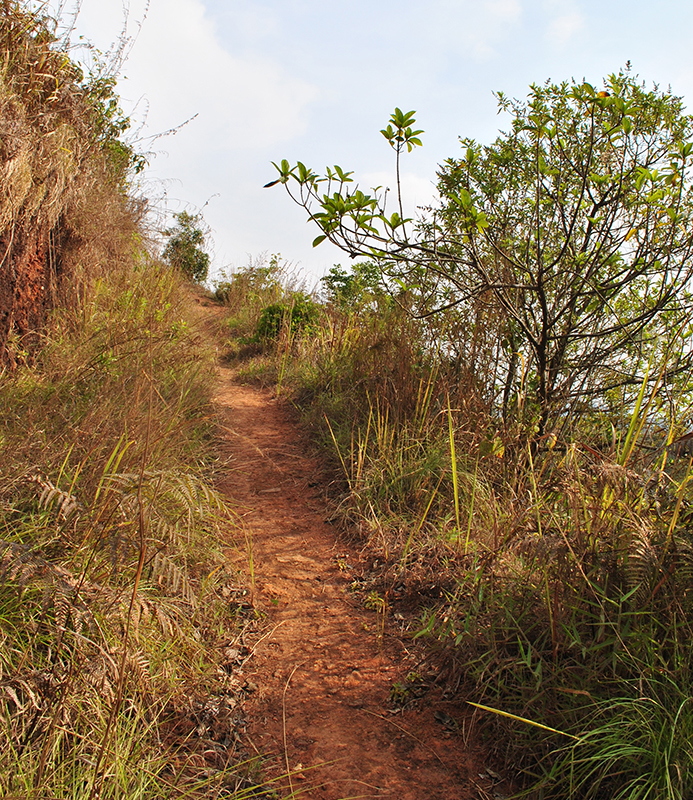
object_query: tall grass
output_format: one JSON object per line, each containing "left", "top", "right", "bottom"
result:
{"left": 0, "top": 257, "right": 256, "bottom": 797}
{"left": 221, "top": 259, "right": 693, "bottom": 797}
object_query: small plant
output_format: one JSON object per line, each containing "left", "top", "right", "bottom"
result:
{"left": 364, "top": 590, "right": 385, "bottom": 612}
{"left": 390, "top": 671, "right": 425, "bottom": 706}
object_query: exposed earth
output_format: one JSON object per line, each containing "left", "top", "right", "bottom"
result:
{"left": 211, "top": 356, "right": 509, "bottom": 800}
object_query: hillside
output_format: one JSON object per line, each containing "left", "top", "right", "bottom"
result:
{"left": 0, "top": 5, "right": 254, "bottom": 796}
{"left": 4, "top": 3, "right": 693, "bottom": 798}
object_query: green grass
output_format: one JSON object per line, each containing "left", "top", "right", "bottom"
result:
{"left": 537, "top": 680, "right": 693, "bottom": 799}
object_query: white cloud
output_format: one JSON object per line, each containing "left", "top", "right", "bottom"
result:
{"left": 544, "top": 0, "right": 585, "bottom": 45}
{"left": 72, "top": 0, "right": 317, "bottom": 150}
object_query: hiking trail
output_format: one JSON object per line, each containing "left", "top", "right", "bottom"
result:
{"left": 206, "top": 314, "right": 506, "bottom": 799}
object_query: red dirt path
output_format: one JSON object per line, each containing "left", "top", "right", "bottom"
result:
{"left": 212, "top": 364, "right": 504, "bottom": 800}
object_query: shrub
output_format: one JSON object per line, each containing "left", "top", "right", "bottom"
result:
{"left": 256, "top": 292, "right": 319, "bottom": 341}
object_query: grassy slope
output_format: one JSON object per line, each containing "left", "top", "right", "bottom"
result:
{"left": 0, "top": 5, "right": 259, "bottom": 797}
{"left": 0, "top": 262, "right": 255, "bottom": 798}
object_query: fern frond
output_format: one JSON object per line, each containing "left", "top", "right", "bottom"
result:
{"left": 626, "top": 523, "right": 659, "bottom": 603}
{"left": 150, "top": 551, "right": 197, "bottom": 607}
{"left": 671, "top": 534, "right": 693, "bottom": 589}
{"left": 30, "top": 474, "right": 80, "bottom": 520}
{"left": 0, "top": 539, "right": 55, "bottom": 586}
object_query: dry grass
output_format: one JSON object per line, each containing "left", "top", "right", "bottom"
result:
{"left": 0, "top": 254, "right": 263, "bottom": 798}
{"left": 0, "top": 4, "right": 267, "bottom": 796}
{"left": 221, "top": 257, "right": 693, "bottom": 797}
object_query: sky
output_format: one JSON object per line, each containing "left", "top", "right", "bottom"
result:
{"left": 44, "top": 0, "right": 693, "bottom": 284}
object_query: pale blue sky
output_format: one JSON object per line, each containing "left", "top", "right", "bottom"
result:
{"left": 52, "top": 0, "right": 693, "bottom": 282}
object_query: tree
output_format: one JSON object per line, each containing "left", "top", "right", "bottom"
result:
{"left": 162, "top": 211, "right": 210, "bottom": 283}
{"left": 321, "top": 261, "right": 385, "bottom": 311}
{"left": 268, "top": 71, "right": 693, "bottom": 435}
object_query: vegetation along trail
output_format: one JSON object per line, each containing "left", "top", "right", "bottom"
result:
{"left": 211, "top": 359, "right": 498, "bottom": 799}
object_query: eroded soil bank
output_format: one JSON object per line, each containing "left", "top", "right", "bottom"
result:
{"left": 213, "top": 366, "right": 505, "bottom": 800}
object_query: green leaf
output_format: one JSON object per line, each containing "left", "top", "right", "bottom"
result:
{"left": 312, "top": 234, "right": 327, "bottom": 247}
{"left": 459, "top": 188, "right": 472, "bottom": 209}
{"left": 475, "top": 211, "right": 489, "bottom": 230}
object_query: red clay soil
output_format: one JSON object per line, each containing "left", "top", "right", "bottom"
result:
{"left": 0, "top": 225, "right": 53, "bottom": 366}
{"left": 212, "top": 364, "right": 509, "bottom": 800}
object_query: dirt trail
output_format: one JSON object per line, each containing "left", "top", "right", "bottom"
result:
{"left": 213, "top": 366, "right": 498, "bottom": 800}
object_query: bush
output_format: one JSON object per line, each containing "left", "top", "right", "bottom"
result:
{"left": 256, "top": 292, "right": 319, "bottom": 341}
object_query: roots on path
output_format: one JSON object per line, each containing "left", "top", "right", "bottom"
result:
{"left": 213, "top": 366, "right": 499, "bottom": 800}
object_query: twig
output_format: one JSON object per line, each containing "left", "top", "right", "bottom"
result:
{"left": 283, "top": 662, "right": 304, "bottom": 796}
{"left": 360, "top": 708, "right": 447, "bottom": 767}
{"left": 240, "top": 620, "right": 288, "bottom": 668}
{"left": 216, "top": 424, "right": 286, "bottom": 475}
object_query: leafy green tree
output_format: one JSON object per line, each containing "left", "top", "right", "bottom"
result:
{"left": 268, "top": 73, "right": 693, "bottom": 435}
{"left": 321, "top": 260, "right": 385, "bottom": 311}
{"left": 162, "top": 211, "right": 210, "bottom": 284}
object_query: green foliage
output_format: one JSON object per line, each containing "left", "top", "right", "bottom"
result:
{"left": 256, "top": 292, "right": 319, "bottom": 341}
{"left": 213, "top": 254, "right": 312, "bottom": 363}
{"left": 321, "top": 260, "right": 385, "bottom": 310}
{"left": 435, "top": 72, "right": 693, "bottom": 432}
{"left": 82, "top": 72, "right": 147, "bottom": 177}
{"left": 267, "top": 108, "right": 422, "bottom": 248}
{"left": 380, "top": 107, "right": 424, "bottom": 153}
{"left": 269, "top": 71, "right": 693, "bottom": 434}
{"left": 162, "top": 211, "right": 211, "bottom": 283}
